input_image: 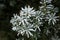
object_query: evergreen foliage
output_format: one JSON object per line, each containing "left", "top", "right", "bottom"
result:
{"left": 10, "top": 0, "right": 60, "bottom": 40}
{"left": 0, "top": 0, "right": 60, "bottom": 40}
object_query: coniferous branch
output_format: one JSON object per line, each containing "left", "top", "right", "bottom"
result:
{"left": 10, "top": 0, "right": 60, "bottom": 40}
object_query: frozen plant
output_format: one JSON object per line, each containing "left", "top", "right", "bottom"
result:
{"left": 10, "top": 5, "right": 41, "bottom": 40}
{"left": 10, "top": 0, "right": 60, "bottom": 40}
{"left": 46, "top": 13, "right": 59, "bottom": 25}
{"left": 10, "top": 12, "right": 35, "bottom": 38}
{"left": 20, "top": 5, "right": 36, "bottom": 18}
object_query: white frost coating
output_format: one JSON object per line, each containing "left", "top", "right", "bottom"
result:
{"left": 46, "top": 13, "right": 59, "bottom": 25}
{"left": 12, "top": 27, "right": 17, "bottom": 31}
{"left": 10, "top": 0, "right": 60, "bottom": 40}
{"left": 46, "top": 0, "right": 52, "bottom": 3}
{"left": 20, "top": 5, "right": 36, "bottom": 18}
{"left": 40, "top": 0, "right": 52, "bottom": 4}
{"left": 10, "top": 6, "right": 37, "bottom": 38}
{"left": 10, "top": 13, "right": 35, "bottom": 38}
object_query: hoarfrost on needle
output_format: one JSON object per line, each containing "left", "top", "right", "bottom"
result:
{"left": 20, "top": 5, "right": 36, "bottom": 18}
{"left": 46, "top": 13, "right": 59, "bottom": 25}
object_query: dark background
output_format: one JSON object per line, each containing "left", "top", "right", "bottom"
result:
{"left": 0, "top": 0, "right": 60, "bottom": 40}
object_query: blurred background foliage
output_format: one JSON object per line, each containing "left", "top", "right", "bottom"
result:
{"left": 0, "top": 0, "right": 60, "bottom": 40}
